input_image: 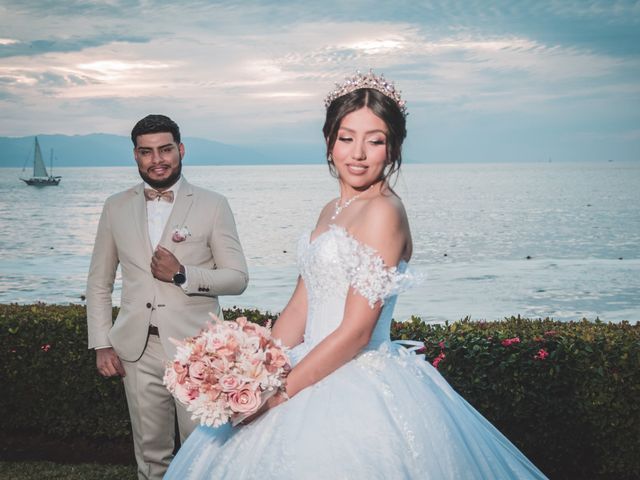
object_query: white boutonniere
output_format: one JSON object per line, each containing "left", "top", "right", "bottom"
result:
{"left": 171, "top": 226, "right": 191, "bottom": 243}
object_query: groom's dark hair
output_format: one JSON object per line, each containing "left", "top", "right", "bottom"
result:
{"left": 131, "top": 114, "right": 181, "bottom": 146}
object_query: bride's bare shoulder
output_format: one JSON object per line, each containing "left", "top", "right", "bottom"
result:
{"left": 352, "top": 194, "right": 411, "bottom": 264}
{"left": 313, "top": 198, "right": 338, "bottom": 228}
{"left": 363, "top": 194, "right": 408, "bottom": 231}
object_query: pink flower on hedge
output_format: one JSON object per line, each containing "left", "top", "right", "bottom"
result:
{"left": 544, "top": 330, "right": 557, "bottom": 337}
{"left": 40, "top": 344, "right": 51, "bottom": 352}
{"left": 432, "top": 352, "right": 446, "bottom": 369}
{"left": 438, "top": 341, "right": 446, "bottom": 350}
{"left": 534, "top": 348, "right": 549, "bottom": 360}
{"left": 501, "top": 337, "right": 521, "bottom": 347}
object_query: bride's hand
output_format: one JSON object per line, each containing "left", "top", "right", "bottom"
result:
{"left": 239, "top": 390, "right": 289, "bottom": 426}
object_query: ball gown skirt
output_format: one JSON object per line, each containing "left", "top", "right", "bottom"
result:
{"left": 164, "top": 225, "right": 548, "bottom": 479}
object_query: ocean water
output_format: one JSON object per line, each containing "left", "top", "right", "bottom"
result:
{"left": 1, "top": 162, "right": 638, "bottom": 323}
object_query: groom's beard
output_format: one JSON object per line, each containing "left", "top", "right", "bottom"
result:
{"left": 139, "top": 157, "right": 182, "bottom": 190}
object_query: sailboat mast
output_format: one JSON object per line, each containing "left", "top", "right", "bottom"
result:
{"left": 50, "top": 148, "right": 53, "bottom": 176}
{"left": 34, "top": 137, "right": 39, "bottom": 176}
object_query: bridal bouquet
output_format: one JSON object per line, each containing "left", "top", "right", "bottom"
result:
{"left": 164, "top": 314, "right": 290, "bottom": 427}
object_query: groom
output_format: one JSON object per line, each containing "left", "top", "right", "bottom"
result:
{"left": 86, "top": 114, "right": 249, "bottom": 480}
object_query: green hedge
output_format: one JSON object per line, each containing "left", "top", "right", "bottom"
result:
{"left": 394, "top": 316, "right": 640, "bottom": 479}
{"left": 0, "top": 304, "right": 276, "bottom": 440}
{"left": 1, "top": 304, "right": 638, "bottom": 479}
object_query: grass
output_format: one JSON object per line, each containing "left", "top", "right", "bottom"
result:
{"left": 0, "top": 462, "right": 137, "bottom": 479}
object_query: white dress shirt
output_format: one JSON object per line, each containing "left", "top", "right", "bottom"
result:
{"left": 145, "top": 177, "right": 190, "bottom": 289}
{"left": 145, "top": 177, "right": 182, "bottom": 250}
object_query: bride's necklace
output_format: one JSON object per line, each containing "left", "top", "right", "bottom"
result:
{"left": 331, "top": 186, "right": 372, "bottom": 220}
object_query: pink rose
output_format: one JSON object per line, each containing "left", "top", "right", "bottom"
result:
{"left": 206, "top": 335, "right": 225, "bottom": 352}
{"left": 174, "top": 381, "right": 200, "bottom": 404}
{"left": 219, "top": 374, "right": 243, "bottom": 392}
{"left": 228, "top": 387, "right": 262, "bottom": 414}
{"left": 242, "top": 321, "right": 261, "bottom": 335}
{"left": 189, "top": 361, "right": 208, "bottom": 383}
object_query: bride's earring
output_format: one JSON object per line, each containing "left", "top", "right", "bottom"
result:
{"left": 328, "top": 153, "right": 340, "bottom": 177}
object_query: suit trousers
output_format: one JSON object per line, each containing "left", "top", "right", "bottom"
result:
{"left": 122, "top": 334, "right": 197, "bottom": 480}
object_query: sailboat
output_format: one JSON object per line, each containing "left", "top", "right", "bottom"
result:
{"left": 20, "top": 137, "right": 61, "bottom": 186}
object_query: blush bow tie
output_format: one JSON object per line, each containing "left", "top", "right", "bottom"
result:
{"left": 144, "top": 188, "right": 174, "bottom": 203}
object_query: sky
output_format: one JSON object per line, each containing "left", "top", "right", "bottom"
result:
{"left": 0, "top": 0, "right": 639, "bottom": 163}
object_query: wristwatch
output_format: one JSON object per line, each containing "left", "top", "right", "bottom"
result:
{"left": 172, "top": 267, "right": 186, "bottom": 286}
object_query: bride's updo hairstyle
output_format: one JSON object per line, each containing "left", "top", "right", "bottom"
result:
{"left": 323, "top": 71, "right": 407, "bottom": 185}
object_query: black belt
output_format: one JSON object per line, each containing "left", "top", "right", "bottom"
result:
{"left": 148, "top": 325, "right": 159, "bottom": 336}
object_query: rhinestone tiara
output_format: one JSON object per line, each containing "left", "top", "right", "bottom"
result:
{"left": 323, "top": 70, "right": 407, "bottom": 117}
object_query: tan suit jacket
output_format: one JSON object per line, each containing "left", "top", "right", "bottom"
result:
{"left": 86, "top": 178, "right": 248, "bottom": 361}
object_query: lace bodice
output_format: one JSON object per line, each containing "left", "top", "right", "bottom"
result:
{"left": 297, "top": 224, "right": 413, "bottom": 351}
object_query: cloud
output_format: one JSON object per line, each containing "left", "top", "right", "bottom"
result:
{"left": 544, "top": 0, "right": 640, "bottom": 20}
{"left": 0, "top": 0, "right": 637, "bottom": 161}
{"left": 0, "top": 34, "right": 150, "bottom": 58}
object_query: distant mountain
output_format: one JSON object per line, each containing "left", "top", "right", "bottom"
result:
{"left": 0, "top": 134, "right": 320, "bottom": 167}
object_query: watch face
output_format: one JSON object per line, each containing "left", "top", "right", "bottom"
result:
{"left": 173, "top": 272, "right": 186, "bottom": 285}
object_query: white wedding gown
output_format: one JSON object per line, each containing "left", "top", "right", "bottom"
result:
{"left": 164, "top": 224, "right": 548, "bottom": 479}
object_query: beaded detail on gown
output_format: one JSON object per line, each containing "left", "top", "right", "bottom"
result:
{"left": 164, "top": 224, "right": 548, "bottom": 479}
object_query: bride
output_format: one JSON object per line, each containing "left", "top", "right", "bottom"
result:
{"left": 164, "top": 71, "right": 548, "bottom": 479}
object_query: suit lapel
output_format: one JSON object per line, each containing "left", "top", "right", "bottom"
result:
{"left": 159, "top": 178, "right": 195, "bottom": 252}
{"left": 130, "top": 183, "right": 154, "bottom": 259}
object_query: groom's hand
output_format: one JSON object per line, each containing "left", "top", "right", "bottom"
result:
{"left": 151, "top": 246, "right": 181, "bottom": 282}
{"left": 96, "top": 347, "right": 125, "bottom": 377}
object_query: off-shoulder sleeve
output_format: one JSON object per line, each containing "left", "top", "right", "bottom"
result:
{"left": 337, "top": 228, "right": 415, "bottom": 308}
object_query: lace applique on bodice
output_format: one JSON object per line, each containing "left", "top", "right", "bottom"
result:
{"left": 298, "top": 224, "right": 412, "bottom": 307}
{"left": 296, "top": 224, "right": 413, "bottom": 350}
